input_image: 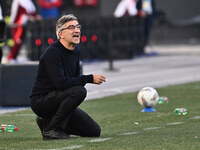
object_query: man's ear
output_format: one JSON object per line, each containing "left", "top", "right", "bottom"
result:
{"left": 59, "top": 31, "right": 64, "bottom": 39}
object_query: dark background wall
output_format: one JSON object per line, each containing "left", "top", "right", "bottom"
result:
{"left": 1, "top": 0, "right": 200, "bottom": 20}
{"left": 69, "top": 0, "right": 200, "bottom": 20}
{"left": 151, "top": 0, "right": 200, "bottom": 44}
{"left": 1, "top": 0, "right": 200, "bottom": 45}
{"left": 155, "top": 0, "right": 200, "bottom": 20}
{"left": 65, "top": 0, "right": 200, "bottom": 44}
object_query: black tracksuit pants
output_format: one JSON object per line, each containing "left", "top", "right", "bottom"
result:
{"left": 31, "top": 86, "right": 101, "bottom": 137}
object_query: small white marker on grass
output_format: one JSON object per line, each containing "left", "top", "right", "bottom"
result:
{"left": 134, "top": 122, "right": 139, "bottom": 125}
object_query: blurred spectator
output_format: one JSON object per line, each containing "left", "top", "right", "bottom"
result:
{"left": 37, "top": 0, "right": 62, "bottom": 19}
{"left": 0, "top": 4, "right": 6, "bottom": 64}
{"left": 6, "top": 0, "right": 41, "bottom": 63}
{"left": 137, "top": 0, "right": 156, "bottom": 54}
{"left": 73, "top": 0, "right": 98, "bottom": 7}
{"left": 114, "top": 0, "right": 138, "bottom": 17}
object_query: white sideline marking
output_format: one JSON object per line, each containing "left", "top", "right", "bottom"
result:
{"left": 61, "top": 145, "right": 83, "bottom": 149}
{"left": 143, "top": 127, "right": 162, "bottom": 130}
{"left": 26, "top": 145, "right": 83, "bottom": 150}
{"left": 191, "top": 116, "right": 200, "bottom": 119}
{"left": 118, "top": 132, "right": 139, "bottom": 136}
{"left": 89, "top": 137, "right": 112, "bottom": 142}
{"left": 156, "top": 113, "right": 170, "bottom": 117}
{"left": 0, "top": 114, "right": 34, "bottom": 117}
{"left": 167, "top": 122, "right": 184, "bottom": 125}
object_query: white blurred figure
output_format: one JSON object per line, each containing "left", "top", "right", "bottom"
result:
{"left": 0, "top": 5, "right": 3, "bottom": 20}
{"left": 114, "top": 0, "right": 138, "bottom": 17}
{"left": 141, "top": 0, "right": 153, "bottom": 16}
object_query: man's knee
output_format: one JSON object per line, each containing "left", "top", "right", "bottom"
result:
{"left": 91, "top": 125, "right": 101, "bottom": 137}
{"left": 72, "top": 86, "right": 87, "bottom": 99}
{"left": 84, "top": 124, "right": 101, "bottom": 137}
{"left": 61, "top": 86, "right": 87, "bottom": 100}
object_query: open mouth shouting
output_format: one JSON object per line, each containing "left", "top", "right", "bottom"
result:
{"left": 72, "top": 34, "right": 80, "bottom": 44}
{"left": 73, "top": 34, "right": 80, "bottom": 39}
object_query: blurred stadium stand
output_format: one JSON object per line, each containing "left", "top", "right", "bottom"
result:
{"left": 21, "top": 0, "right": 200, "bottom": 60}
{"left": 26, "top": 16, "right": 144, "bottom": 61}
{"left": 1, "top": 0, "right": 200, "bottom": 60}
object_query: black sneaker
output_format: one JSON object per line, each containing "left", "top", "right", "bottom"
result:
{"left": 42, "top": 129, "right": 71, "bottom": 140}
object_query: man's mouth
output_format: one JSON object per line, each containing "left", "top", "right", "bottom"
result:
{"left": 73, "top": 35, "right": 79, "bottom": 38}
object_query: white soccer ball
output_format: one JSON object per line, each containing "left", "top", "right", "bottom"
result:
{"left": 137, "top": 87, "right": 159, "bottom": 107}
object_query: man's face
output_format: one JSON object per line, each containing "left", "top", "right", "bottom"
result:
{"left": 60, "top": 20, "right": 81, "bottom": 46}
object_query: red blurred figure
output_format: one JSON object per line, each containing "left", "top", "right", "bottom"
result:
{"left": 7, "top": 0, "right": 41, "bottom": 63}
{"left": 73, "top": 0, "right": 98, "bottom": 7}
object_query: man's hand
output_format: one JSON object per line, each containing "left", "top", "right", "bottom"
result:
{"left": 93, "top": 74, "right": 106, "bottom": 85}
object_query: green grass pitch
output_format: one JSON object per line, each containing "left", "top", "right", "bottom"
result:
{"left": 0, "top": 81, "right": 200, "bottom": 150}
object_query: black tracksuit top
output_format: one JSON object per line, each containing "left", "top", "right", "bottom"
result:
{"left": 30, "top": 40, "right": 93, "bottom": 100}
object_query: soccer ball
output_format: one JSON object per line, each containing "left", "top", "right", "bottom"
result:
{"left": 137, "top": 87, "right": 159, "bottom": 108}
